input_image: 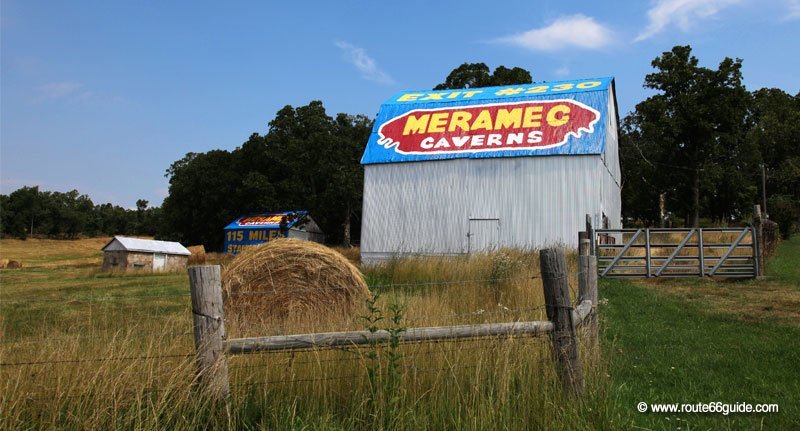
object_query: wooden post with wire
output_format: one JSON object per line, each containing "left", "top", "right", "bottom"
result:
{"left": 540, "top": 247, "right": 584, "bottom": 397}
{"left": 578, "top": 231, "right": 599, "bottom": 356}
{"left": 189, "top": 265, "right": 230, "bottom": 399}
{"left": 753, "top": 205, "right": 765, "bottom": 278}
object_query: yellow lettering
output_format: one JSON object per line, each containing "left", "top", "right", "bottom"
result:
{"left": 447, "top": 92, "right": 461, "bottom": 99}
{"left": 525, "top": 85, "right": 549, "bottom": 94}
{"left": 397, "top": 93, "right": 423, "bottom": 102}
{"left": 470, "top": 110, "right": 494, "bottom": 131}
{"left": 428, "top": 112, "right": 449, "bottom": 133}
{"left": 403, "top": 114, "right": 430, "bottom": 135}
{"left": 236, "top": 231, "right": 243, "bottom": 241}
{"left": 249, "top": 231, "right": 259, "bottom": 241}
{"left": 462, "top": 90, "right": 483, "bottom": 98}
{"left": 448, "top": 111, "right": 472, "bottom": 132}
{"left": 546, "top": 105, "right": 570, "bottom": 127}
{"left": 494, "top": 108, "right": 522, "bottom": 129}
{"left": 552, "top": 83, "right": 574, "bottom": 91}
{"left": 421, "top": 93, "right": 445, "bottom": 101}
{"left": 577, "top": 81, "right": 601, "bottom": 89}
{"left": 523, "top": 106, "right": 543, "bottom": 128}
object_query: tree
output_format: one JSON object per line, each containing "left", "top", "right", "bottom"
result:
{"left": 161, "top": 150, "right": 241, "bottom": 249}
{"left": 748, "top": 88, "right": 800, "bottom": 236}
{"left": 434, "top": 63, "right": 532, "bottom": 90}
{"left": 622, "top": 46, "right": 752, "bottom": 227}
{"left": 160, "top": 101, "right": 371, "bottom": 249}
{"left": 3, "top": 186, "right": 44, "bottom": 238}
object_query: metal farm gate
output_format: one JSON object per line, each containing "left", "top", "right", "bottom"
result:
{"left": 594, "top": 228, "right": 758, "bottom": 278}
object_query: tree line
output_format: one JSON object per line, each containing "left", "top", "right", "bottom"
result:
{"left": 2, "top": 48, "right": 797, "bottom": 246}
{"left": 620, "top": 46, "right": 799, "bottom": 236}
{"left": 0, "top": 186, "right": 160, "bottom": 239}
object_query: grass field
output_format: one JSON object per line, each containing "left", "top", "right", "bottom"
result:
{"left": 601, "top": 237, "right": 800, "bottom": 430}
{"left": 1, "top": 237, "right": 797, "bottom": 429}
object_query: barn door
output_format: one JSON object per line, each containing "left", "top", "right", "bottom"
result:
{"left": 468, "top": 218, "right": 500, "bottom": 253}
{"left": 153, "top": 253, "right": 166, "bottom": 272}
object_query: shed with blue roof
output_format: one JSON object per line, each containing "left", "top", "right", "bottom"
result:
{"left": 360, "top": 77, "right": 622, "bottom": 262}
{"left": 223, "top": 211, "right": 325, "bottom": 254}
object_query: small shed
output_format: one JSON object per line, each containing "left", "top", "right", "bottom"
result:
{"left": 360, "top": 77, "right": 622, "bottom": 262}
{"left": 102, "top": 236, "right": 190, "bottom": 272}
{"left": 223, "top": 211, "right": 325, "bottom": 254}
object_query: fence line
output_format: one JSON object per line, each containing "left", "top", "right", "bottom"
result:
{"left": 189, "top": 237, "right": 599, "bottom": 400}
{"left": 0, "top": 353, "right": 192, "bottom": 367}
{"left": 4, "top": 223, "right": 599, "bottom": 404}
{"left": 2, "top": 277, "right": 537, "bottom": 305}
{"left": 228, "top": 337, "right": 549, "bottom": 369}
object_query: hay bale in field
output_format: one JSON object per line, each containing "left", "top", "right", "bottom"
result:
{"left": 6, "top": 260, "right": 23, "bottom": 269}
{"left": 0, "top": 259, "right": 9, "bottom": 269}
{"left": 187, "top": 245, "right": 206, "bottom": 265}
{"left": 222, "top": 238, "right": 370, "bottom": 324}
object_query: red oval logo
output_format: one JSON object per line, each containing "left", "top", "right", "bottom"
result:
{"left": 377, "top": 100, "right": 600, "bottom": 155}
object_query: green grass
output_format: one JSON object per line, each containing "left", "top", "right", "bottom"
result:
{"left": 601, "top": 237, "right": 800, "bottom": 430}
{"left": 764, "top": 236, "right": 800, "bottom": 285}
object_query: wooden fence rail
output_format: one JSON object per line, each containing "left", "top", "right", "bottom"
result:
{"left": 188, "top": 242, "right": 599, "bottom": 400}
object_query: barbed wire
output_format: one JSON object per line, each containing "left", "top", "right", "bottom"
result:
{"left": 3, "top": 291, "right": 192, "bottom": 305}
{"left": 228, "top": 336, "right": 546, "bottom": 370}
{"left": 0, "top": 353, "right": 192, "bottom": 367}
{"left": 232, "top": 364, "right": 482, "bottom": 387}
{"left": 225, "top": 276, "right": 540, "bottom": 297}
{"left": 1, "top": 384, "right": 182, "bottom": 403}
{"left": 1, "top": 276, "right": 546, "bottom": 305}
{"left": 0, "top": 331, "right": 194, "bottom": 345}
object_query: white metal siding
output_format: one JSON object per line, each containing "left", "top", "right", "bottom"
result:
{"left": 601, "top": 85, "right": 622, "bottom": 229}
{"left": 361, "top": 155, "right": 608, "bottom": 262}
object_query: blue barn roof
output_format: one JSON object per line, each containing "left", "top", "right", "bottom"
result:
{"left": 224, "top": 211, "right": 310, "bottom": 230}
{"left": 361, "top": 77, "right": 616, "bottom": 165}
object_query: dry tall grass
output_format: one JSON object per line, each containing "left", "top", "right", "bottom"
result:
{"left": 1, "top": 239, "right": 601, "bottom": 430}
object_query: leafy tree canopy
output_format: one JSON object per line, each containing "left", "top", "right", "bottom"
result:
{"left": 161, "top": 101, "right": 372, "bottom": 250}
{"left": 434, "top": 63, "right": 532, "bottom": 90}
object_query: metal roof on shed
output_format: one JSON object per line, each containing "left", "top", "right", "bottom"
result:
{"left": 224, "top": 211, "right": 310, "bottom": 230}
{"left": 102, "top": 236, "right": 191, "bottom": 255}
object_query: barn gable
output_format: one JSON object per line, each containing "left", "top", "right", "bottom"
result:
{"left": 361, "top": 77, "right": 613, "bottom": 165}
{"left": 359, "top": 78, "right": 622, "bottom": 263}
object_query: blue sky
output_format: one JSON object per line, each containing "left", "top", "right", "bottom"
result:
{"left": 2, "top": 0, "right": 798, "bottom": 207}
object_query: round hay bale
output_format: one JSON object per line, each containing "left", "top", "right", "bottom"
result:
{"left": 187, "top": 245, "right": 206, "bottom": 265}
{"left": 222, "top": 238, "right": 370, "bottom": 325}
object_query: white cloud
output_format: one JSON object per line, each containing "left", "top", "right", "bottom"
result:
{"left": 635, "top": 0, "right": 742, "bottom": 41}
{"left": 334, "top": 41, "right": 395, "bottom": 85}
{"left": 554, "top": 65, "right": 571, "bottom": 77}
{"left": 786, "top": 0, "right": 800, "bottom": 19}
{"left": 34, "top": 82, "right": 83, "bottom": 102}
{"left": 495, "top": 15, "right": 613, "bottom": 51}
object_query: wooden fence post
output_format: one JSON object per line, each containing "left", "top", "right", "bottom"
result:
{"left": 753, "top": 205, "right": 764, "bottom": 278}
{"left": 540, "top": 248, "right": 584, "bottom": 398}
{"left": 189, "top": 265, "right": 230, "bottom": 399}
{"left": 578, "top": 233, "right": 599, "bottom": 356}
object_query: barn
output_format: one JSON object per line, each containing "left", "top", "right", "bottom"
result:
{"left": 360, "top": 77, "right": 621, "bottom": 263}
{"left": 102, "top": 236, "right": 190, "bottom": 272}
{"left": 223, "top": 211, "right": 325, "bottom": 254}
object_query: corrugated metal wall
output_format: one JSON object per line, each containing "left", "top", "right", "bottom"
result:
{"left": 601, "top": 84, "right": 622, "bottom": 229}
{"left": 361, "top": 154, "right": 620, "bottom": 262}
